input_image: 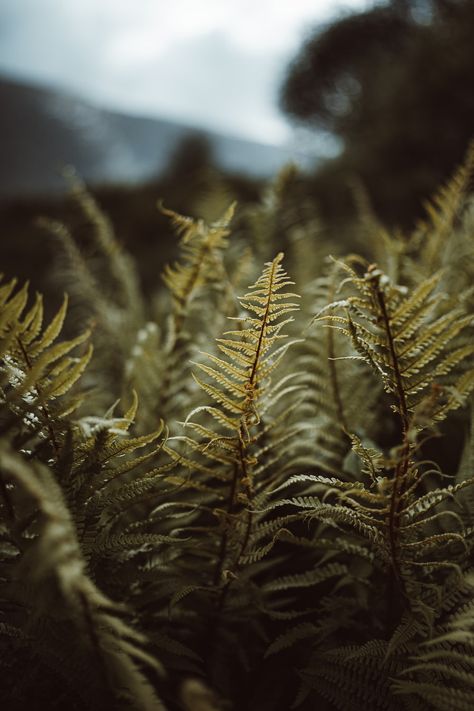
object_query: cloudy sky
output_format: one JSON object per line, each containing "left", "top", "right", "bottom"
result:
{"left": 0, "top": 0, "right": 369, "bottom": 144}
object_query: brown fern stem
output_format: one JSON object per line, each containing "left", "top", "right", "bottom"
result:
{"left": 249, "top": 255, "right": 279, "bottom": 386}
{"left": 213, "top": 462, "right": 239, "bottom": 587}
{"left": 211, "top": 255, "right": 281, "bottom": 673}
{"left": 213, "top": 251, "right": 277, "bottom": 592}
{"left": 214, "top": 434, "right": 252, "bottom": 603}
{"left": 374, "top": 287, "right": 409, "bottom": 433}
{"left": 373, "top": 282, "right": 411, "bottom": 620}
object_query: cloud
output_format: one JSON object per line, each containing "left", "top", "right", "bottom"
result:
{"left": 0, "top": 0, "right": 366, "bottom": 143}
{"left": 109, "top": 31, "right": 291, "bottom": 142}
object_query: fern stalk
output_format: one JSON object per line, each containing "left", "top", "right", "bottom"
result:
{"left": 370, "top": 269, "right": 411, "bottom": 601}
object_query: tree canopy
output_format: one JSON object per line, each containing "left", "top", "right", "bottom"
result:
{"left": 281, "top": 0, "right": 474, "bottom": 225}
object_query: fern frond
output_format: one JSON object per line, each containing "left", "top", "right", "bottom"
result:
{"left": 0, "top": 443, "right": 167, "bottom": 710}
{"left": 0, "top": 279, "right": 92, "bottom": 460}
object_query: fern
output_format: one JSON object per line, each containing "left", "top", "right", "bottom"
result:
{"left": 2, "top": 149, "right": 474, "bottom": 710}
{"left": 167, "top": 253, "right": 301, "bottom": 595}
{"left": 0, "top": 443, "right": 167, "bottom": 710}
{"left": 0, "top": 279, "right": 92, "bottom": 461}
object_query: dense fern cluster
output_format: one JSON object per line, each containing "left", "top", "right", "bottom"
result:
{"left": 1, "top": 149, "right": 474, "bottom": 710}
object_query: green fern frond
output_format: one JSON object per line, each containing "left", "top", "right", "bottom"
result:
{"left": 0, "top": 443, "right": 167, "bottom": 710}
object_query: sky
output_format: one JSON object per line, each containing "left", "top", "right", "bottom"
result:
{"left": 0, "top": 0, "right": 370, "bottom": 145}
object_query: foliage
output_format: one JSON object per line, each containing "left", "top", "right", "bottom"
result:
{"left": 281, "top": 0, "right": 474, "bottom": 226}
{"left": 1, "top": 149, "right": 474, "bottom": 710}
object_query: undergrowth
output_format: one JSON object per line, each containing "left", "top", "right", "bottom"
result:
{"left": 1, "top": 149, "right": 474, "bottom": 710}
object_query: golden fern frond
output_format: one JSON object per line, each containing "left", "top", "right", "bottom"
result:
{"left": 316, "top": 261, "right": 474, "bottom": 426}
{"left": 145, "top": 203, "right": 237, "bottom": 422}
{"left": 160, "top": 201, "right": 235, "bottom": 321}
{"left": 183, "top": 252, "right": 300, "bottom": 472}
{"left": 303, "top": 259, "right": 474, "bottom": 620}
{"left": 164, "top": 253, "right": 301, "bottom": 608}
{"left": 0, "top": 278, "right": 92, "bottom": 458}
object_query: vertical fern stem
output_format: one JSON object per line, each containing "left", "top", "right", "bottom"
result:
{"left": 214, "top": 254, "right": 278, "bottom": 599}
{"left": 210, "top": 435, "right": 254, "bottom": 684}
{"left": 373, "top": 279, "right": 411, "bottom": 624}
{"left": 213, "top": 461, "right": 239, "bottom": 587}
{"left": 215, "top": 434, "right": 253, "bottom": 610}
{"left": 225, "top": 257, "right": 282, "bottom": 570}
{"left": 248, "top": 256, "right": 279, "bottom": 387}
{"left": 210, "top": 254, "right": 284, "bottom": 679}
{"left": 16, "top": 336, "right": 60, "bottom": 463}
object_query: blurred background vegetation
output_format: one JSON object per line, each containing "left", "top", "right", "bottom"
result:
{"left": 281, "top": 0, "right": 474, "bottom": 227}
{"left": 0, "top": 0, "right": 472, "bottom": 300}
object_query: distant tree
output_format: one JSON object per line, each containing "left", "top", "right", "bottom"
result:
{"left": 281, "top": 0, "right": 474, "bottom": 225}
{"left": 163, "top": 132, "right": 215, "bottom": 183}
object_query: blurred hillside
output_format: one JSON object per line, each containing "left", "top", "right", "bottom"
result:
{"left": 0, "top": 132, "right": 264, "bottom": 306}
{"left": 0, "top": 75, "right": 310, "bottom": 198}
{"left": 2, "top": 0, "right": 473, "bottom": 311}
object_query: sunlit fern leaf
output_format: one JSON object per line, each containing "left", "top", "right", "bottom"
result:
{"left": 160, "top": 201, "right": 235, "bottom": 318}
{"left": 165, "top": 252, "right": 301, "bottom": 605}
{"left": 137, "top": 203, "right": 237, "bottom": 425}
{"left": 314, "top": 260, "right": 474, "bottom": 438}
{"left": 183, "top": 251, "right": 300, "bottom": 468}
{"left": 0, "top": 279, "right": 92, "bottom": 458}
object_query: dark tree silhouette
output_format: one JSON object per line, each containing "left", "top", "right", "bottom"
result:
{"left": 281, "top": 0, "right": 474, "bottom": 226}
